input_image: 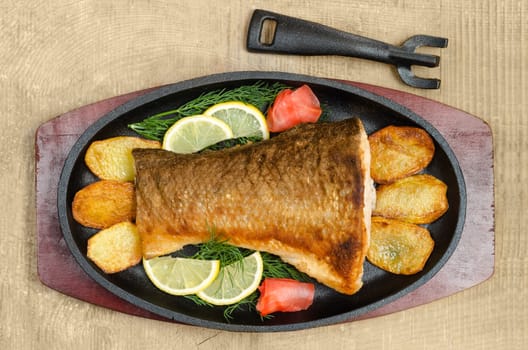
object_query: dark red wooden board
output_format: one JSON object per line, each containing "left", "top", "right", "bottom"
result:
{"left": 35, "top": 81, "right": 494, "bottom": 324}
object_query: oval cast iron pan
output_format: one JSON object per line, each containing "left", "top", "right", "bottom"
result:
{"left": 58, "top": 71, "right": 466, "bottom": 332}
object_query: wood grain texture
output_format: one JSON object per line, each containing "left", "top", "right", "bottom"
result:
{"left": 2, "top": 0, "right": 527, "bottom": 349}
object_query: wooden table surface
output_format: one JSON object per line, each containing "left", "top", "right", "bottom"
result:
{"left": 2, "top": 1, "right": 526, "bottom": 349}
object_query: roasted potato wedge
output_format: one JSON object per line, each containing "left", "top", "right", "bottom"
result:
{"left": 85, "top": 136, "right": 160, "bottom": 181}
{"left": 87, "top": 222, "right": 142, "bottom": 273}
{"left": 369, "top": 125, "right": 435, "bottom": 184}
{"left": 72, "top": 180, "right": 136, "bottom": 229}
{"left": 373, "top": 174, "right": 448, "bottom": 224}
{"left": 367, "top": 216, "right": 435, "bottom": 275}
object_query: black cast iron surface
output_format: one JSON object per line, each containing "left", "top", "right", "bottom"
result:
{"left": 57, "top": 71, "right": 466, "bottom": 332}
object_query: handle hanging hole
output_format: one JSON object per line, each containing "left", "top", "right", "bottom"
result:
{"left": 259, "top": 18, "right": 277, "bottom": 45}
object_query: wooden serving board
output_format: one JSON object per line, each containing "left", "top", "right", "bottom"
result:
{"left": 35, "top": 81, "right": 495, "bottom": 324}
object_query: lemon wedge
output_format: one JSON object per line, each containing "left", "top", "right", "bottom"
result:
{"left": 197, "top": 251, "right": 264, "bottom": 305}
{"left": 143, "top": 256, "right": 220, "bottom": 296}
{"left": 162, "top": 115, "right": 233, "bottom": 153}
{"left": 204, "top": 101, "right": 269, "bottom": 140}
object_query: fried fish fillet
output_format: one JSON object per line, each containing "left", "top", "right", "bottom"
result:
{"left": 133, "top": 118, "right": 374, "bottom": 295}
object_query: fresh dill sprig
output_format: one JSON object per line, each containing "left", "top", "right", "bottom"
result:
{"left": 222, "top": 292, "right": 259, "bottom": 321}
{"left": 318, "top": 102, "right": 331, "bottom": 123}
{"left": 185, "top": 292, "right": 266, "bottom": 322}
{"left": 128, "top": 81, "right": 289, "bottom": 140}
{"left": 261, "top": 252, "right": 311, "bottom": 282}
{"left": 190, "top": 232, "right": 253, "bottom": 267}
{"left": 183, "top": 294, "right": 213, "bottom": 307}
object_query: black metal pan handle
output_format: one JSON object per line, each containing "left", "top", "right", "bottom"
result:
{"left": 247, "top": 9, "right": 448, "bottom": 89}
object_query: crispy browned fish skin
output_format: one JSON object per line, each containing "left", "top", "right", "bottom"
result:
{"left": 367, "top": 217, "right": 434, "bottom": 275}
{"left": 373, "top": 174, "right": 448, "bottom": 224}
{"left": 133, "top": 118, "right": 373, "bottom": 295}
{"left": 369, "top": 125, "right": 435, "bottom": 184}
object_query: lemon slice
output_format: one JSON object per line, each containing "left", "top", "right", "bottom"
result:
{"left": 197, "top": 251, "right": 264, "bottom": 305}
{"left": 162, "top": 115, "right": 234, "bottom": 153}
{"left": 143, "top": 256, "right": 220, "bottom": 296}
{"left": 204, "top": 101, "right": 269, "bottom": 140}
